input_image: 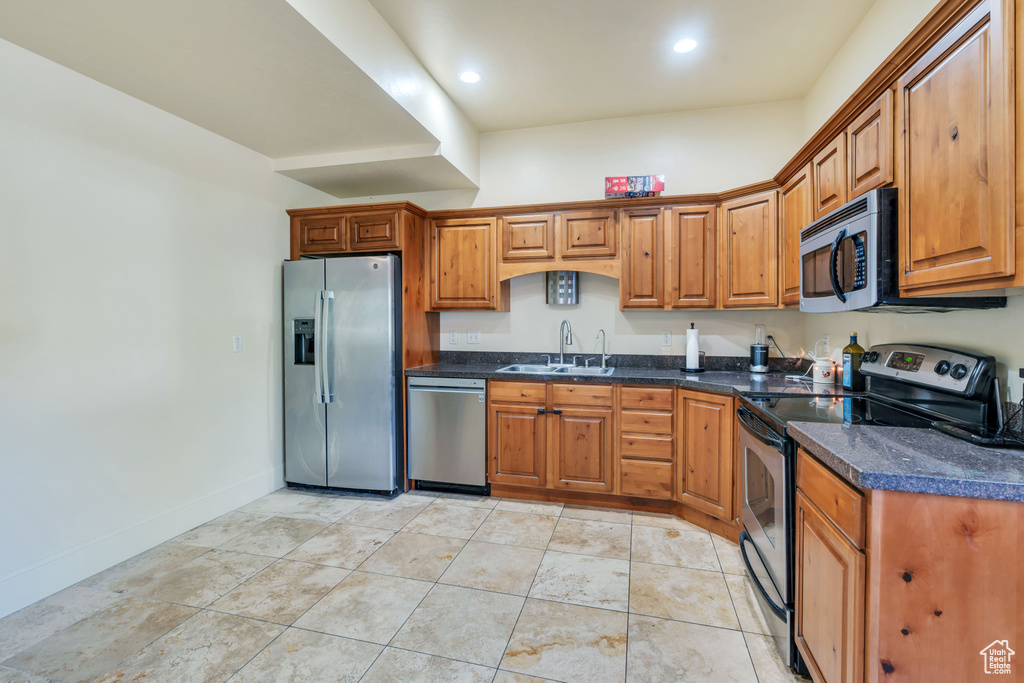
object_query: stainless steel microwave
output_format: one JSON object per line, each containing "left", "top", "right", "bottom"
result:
{"left": 798, "top": 188, "right": 1006, "bottom": 313}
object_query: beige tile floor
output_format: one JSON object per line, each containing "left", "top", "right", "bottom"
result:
{"left": 0, "top": 488, "right": 809, "bottom": 682}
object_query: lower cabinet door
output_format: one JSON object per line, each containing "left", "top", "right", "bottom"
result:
{"left": 551, "top": 406, "right": 613, "bottom": 493}
{"left": 678, "top": 390, "right": 734, "bottom": 519}
{"left": 795, "top": 490, "right": 865, "bottom": 683}
{"left": 488, "top": 402, "right": 547, "bottom": 487}
{"left": 619, "top": 459, "right": 673, "bottom": 499}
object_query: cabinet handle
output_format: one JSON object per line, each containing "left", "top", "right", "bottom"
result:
{"left": 537, "top": 408, "right": 546, "bottom": 415}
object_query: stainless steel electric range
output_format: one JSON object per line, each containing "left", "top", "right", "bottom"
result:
{"left": 735, "top": 343, "right": 1021, "bottom": 673}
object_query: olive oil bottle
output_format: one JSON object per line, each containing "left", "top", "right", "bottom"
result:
{"left": 842, "top": 333, "right": 866, "bottom": 391}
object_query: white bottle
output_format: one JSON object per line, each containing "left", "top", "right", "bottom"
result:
{"left": 686, "top": 322, "right": 700, "bottom": 370}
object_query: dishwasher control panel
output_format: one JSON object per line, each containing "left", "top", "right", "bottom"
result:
{"left": 408, "top": 376, "right": 486, "bottom": 389}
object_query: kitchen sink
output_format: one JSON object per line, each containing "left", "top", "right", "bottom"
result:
{"left": 495, "top": 364, "right": 560, "bottom": 374}
{"left": 553, "top": 366, "right": 615, "bottom": 376}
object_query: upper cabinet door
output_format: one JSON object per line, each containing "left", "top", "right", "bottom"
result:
{"left": 812, "top": 132, "right": 848, "bottom": 220}
{"left": 348, "top": 210, "right": 401, "bottom": 251}
{"left": 429, "top": 217, "right": 500, "bottom": 310}
{"left": 779, "top": 165, "right": 813, "bottom": 306}
{"left": 558, "top": 210, "right": 617, "bottom": 259}
{"left": 620, "top": 208, "right": 664, "bottom": 308}
{"left": 500, "top": 213, "right": 556, "bottom": 261}
{"left": 719, "top": 191, "right": 779, "bottom": 308}
{"left": 300, "top": 216, "right": 346, "bottom": 253}
{"left": 665, "top": 205, "right": 717, "bottom": 308}
{"left": 847, "top": 90, "right": 894, "bottom": 200}
{"left": 896, "top": 0, "right": 1016, "bottom": 291}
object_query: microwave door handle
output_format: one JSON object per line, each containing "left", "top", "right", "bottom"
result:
{"left": 829, "top": 228, "right": 848, "bottom": 303}
{"left": 739, "top": 530, "right": 787, "bottom": 621}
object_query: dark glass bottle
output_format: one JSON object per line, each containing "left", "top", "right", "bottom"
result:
{"left": 842, "top": 333, "right": 866, "bottom": 391}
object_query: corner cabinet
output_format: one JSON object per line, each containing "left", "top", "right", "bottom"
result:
{"left": 429, "top": 216, "right": 508, "bottom": 311}
{"left": 677, "top": 389, "right": 734, "bottom": 520}
{"left": 719, "top": 190, "right": 779, "bottom": 308}
{"left": 896, "top": 0, "right": 1018, "bottom": 294}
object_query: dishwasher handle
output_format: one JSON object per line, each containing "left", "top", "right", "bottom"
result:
{"left": 408, "top": 386, "right": 485, "bottom": 396}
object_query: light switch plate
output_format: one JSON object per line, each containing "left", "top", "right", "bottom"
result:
{"left": 232, "top": 335, "right": 243, "bottom": 353}
{"left": 661, "top": 331, "right": 671, "bottom": 346}
{"left": 467, "top": 330, "right": 481, "bottom": 344}
{"left": 448, "top": 330, "right": 459, "bottom": 344}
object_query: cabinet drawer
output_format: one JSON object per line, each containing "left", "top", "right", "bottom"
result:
{"left": 797, "top": 448, "right": 865, "bottom": 549}
{"left": 620, "top": 386, "right": 674, "bottom": 411}
{"left": 301, "top": 217, "right": 346, "bottom": 252}
{"left": 620, "top": 410, "right": 673, "bottom": 435}
{"left": 619, "top": 459, "right": 673, "bottom": 499}
{"left": 552, "top": 383, "right": 613, "bottom": 406}
{"left": 349, "top": 211, "right": 400, "bottom": 251}
{"left": 620, "top": 434, "right": 673, "bottom": 461}
{"left": 489, "top": 381, "right": 546, "bottom": 405}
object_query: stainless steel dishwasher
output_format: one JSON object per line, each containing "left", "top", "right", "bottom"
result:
{"left": 407, "top": 376, "right": 488, "bottom": 492}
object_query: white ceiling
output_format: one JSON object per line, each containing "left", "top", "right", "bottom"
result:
{"left": 368, "top": 0, "right": 876, "bottom": 132}
{"left": 0, "top": 0, "right": 877, "bottom": 197}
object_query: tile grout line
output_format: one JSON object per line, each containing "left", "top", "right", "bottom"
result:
{"left": 490, "top": 502, "right": 564, "bottom": 682}
{"left": 625, "top": 512, "right": 634, "bottom": 681}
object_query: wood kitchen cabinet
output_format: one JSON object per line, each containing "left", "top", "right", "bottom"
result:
{"left": 677, "top": 389, "right": 734, "bottom": 520}
{"left": 620, "top": 207, "right": 664, "bottom": 308}
{"left": 779, "top": 165, "right": 812, "bottom": 306}
{"left": 488, "top": 381, "right": 547, "bottom": 487}
{"left": 665, "top": 204, "right": 717, "bottom": 308}
{"left": 289, "top": 205, "right": 407, "bottom": 258}
{"left": 719, "top": 190, "right": 779, "bottom": 308}
{"left": 500, "top": 213, "right": 556, "bottom": 261}
{"left": 487, "top": 381, "right": 612, "bottom": 493}
{"left": 896, "top": 0, "right": 1017, "bottom": 293}
{"left": 846, "top": 90, "right": 893, "bottom": 200}
{"left": 550, "top": 384, "right": 614, "bottom": 493}
{"left": 429, "top": 216, "right": 508, "bottom": 310}
{"left": 812, "top": 132, "right": 847, "bottom": 220}
{"left": 618, "top": 386, "right": 675, "bottom": 499}
{"left": 795, "top": 450, "right": 866, "bottom": 683}
{"left": 558, "top": 209, "right": 617, "bottom": 259}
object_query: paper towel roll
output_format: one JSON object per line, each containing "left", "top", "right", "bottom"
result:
{"left": 686, "top": 328, "right": 700, "bottom": 370}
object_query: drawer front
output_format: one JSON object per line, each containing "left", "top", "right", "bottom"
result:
{"left": 620, "top": 409, "right": 673, "bottom": 435}
{"left": 301, "top": 217, "right": 346, "bottom": 252}
{"left": 489, "top": 381, "right": 546, "bottom": 405}
{"left": 552, "top": 383, "right": 613, "bottom": 407}
{"left": 620, "top": 434, "right": 673, "bottom": 461}
{"left": 620, "top": 386, "right": 674, "bottom": 411}
{"left": 619, "top": 459, "right": 673, "bottom": 499}
{"left": 797, "top": 448, "right": 865, "bottom": 549}
{"left": 350, "top": 211, "right": 400, "bottom": 251}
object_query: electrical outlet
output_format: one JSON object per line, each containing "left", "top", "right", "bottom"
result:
{"left": 448, "top": 330, "right": 458, "bottom": 345}
{"left": 661, "top": 330, "right": 672, "bottom": 346}
{"left": 232, "top": 335, "right": 243, "bottom": 353}
{"left": 467, "top": 330, "right": 481, "bottom": 344}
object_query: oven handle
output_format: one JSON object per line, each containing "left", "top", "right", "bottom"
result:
{"left": 736, "top": 407, "right": 784, "bottom": 452}
{"left": 829, "top": 227, "right": 848, "bottom": 304}
{"left": 739, "top": 530, "right": 788, "bottom": 621}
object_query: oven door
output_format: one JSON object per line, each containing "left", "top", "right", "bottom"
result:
{"left": 799, "top": 214, "right": 876, "bottom": 313}
{"left": 737, "top": 407, "right": 794, "bottom": 665}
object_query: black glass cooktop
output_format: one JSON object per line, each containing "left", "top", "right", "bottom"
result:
{"left": 743, "top": 395, "right": 934, "bottom": 429}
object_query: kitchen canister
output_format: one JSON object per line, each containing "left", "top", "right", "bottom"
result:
{"left": 812, "top": 358, "right": 835, "bottom": 383}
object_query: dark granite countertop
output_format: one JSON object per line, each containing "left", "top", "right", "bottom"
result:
{"left": 789, "top": 422, "right": 1024, "bottom": 502}
{"left": 406, "top": 362, "right": 828, "bottom": 397}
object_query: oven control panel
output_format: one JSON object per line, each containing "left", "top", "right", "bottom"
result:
{"left": 859, "top": 343, "right": 995, "bottom": 397}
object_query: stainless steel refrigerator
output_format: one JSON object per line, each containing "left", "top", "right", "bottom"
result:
{"left": 283, "top": 255, "right": 403, "bottom": 494}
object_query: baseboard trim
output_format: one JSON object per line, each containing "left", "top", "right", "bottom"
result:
{"left": 0, "top": 465, "right": 284, "bottom": 619}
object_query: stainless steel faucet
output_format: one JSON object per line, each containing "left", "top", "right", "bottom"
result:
{"left": 559, "top": 319, "right": 573, "bottom": 364}
{"left": 596, "top": 329, "right": 607, "bottom": 368}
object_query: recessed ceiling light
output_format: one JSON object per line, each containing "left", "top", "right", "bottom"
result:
{"left": 673, "top": 39, "right": 698, "bottom": 53}
{"left": 459, "top": 71, "right": 481, "bottom": 83}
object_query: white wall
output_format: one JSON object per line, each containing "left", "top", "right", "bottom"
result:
{"left": 443, "top": 273, "right": 806, "bottom": 360}
{"left": 0, "top": 38, "right": 335, "bottom": 618}
{"left": 802, "top": 0, "right": 938, "bottom": 138}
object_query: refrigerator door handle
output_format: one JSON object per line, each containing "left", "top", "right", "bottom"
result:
{"left": 321, "top": 290, "right": 335, "bottom": 403}
{"left": 314, "top": 290, "right": 325, "bottom": 403}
